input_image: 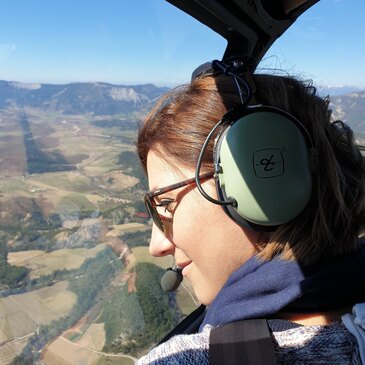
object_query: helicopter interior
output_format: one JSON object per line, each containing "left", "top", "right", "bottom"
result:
{"left": 1, "top": 0, "right": 364, "bottom": 363}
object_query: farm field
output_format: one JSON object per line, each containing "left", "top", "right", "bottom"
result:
{"left": 40, "top": 280, "right": 140, "bottom": 365}
{"left": 123, "top": 245, "right": 171, "bottom": 276}
{"left": 42, "top": 322, "right": 134, "bottom": 365}
{"left": 0, "top": 108, "right": 140, "bottom": 227}
{"left": 0, "top": 281, "right": 76, "bottom": 343}
{"left": 0, "top": 335, "right": 30, "bottom": 365}
{"left": 8, "top": 244, "right": 107, "bottom": 279}
{"left": 0, "top": 281, "right": 76, "bottom": 345}
{"left": 108, "top": 223, "right": 151, "bottom": 236}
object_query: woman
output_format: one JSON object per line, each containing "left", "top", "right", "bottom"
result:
{"left": 136, "top": 61, "right": 365, "bottom": 364}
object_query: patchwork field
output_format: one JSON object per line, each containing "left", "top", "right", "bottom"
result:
{"left": 8, "top": 244, "right": 107, "bottom": 279}
{"left": 0, "top": 108, "right": 140, "bottom": 231}
{"left": 0, "top": 334, "right": 30, "bottom": 365}
{"left": 42, "top": 317, "right": 135, "bottom": 365}
{"left": 41, "top": 287, "right": 139, "bottom": 365}
{"left": 43, "top": 335, "right": 135, "bottom": 365}
{"left": 0, "top": 281, "right": 76, "bottom": 344}
{"left": 128, "top": 246, "right": 173, "bottom": 270}
{"left": 108, "top": 223, "right": 151, "bottom": 237}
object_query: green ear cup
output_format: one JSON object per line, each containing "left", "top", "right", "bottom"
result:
{"left": 215, "top": 106, "right": 312, "bottom": 228}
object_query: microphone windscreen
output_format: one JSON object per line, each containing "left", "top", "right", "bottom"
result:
{"left": 161, "top": 268, "right": 183, "bottom": 292}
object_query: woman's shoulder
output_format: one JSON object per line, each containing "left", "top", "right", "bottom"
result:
{"left": 137, "top": 320, "right": 360, "bottom": 365}
{"left": 136, "top": 325, "right": 211, "bottom": 365}
{"left": 269, "top": 319, "right": 361, "bottom": 364}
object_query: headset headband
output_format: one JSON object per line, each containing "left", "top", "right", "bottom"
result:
{"left": 194, "top": 59, "right": 255, "bottom": 208}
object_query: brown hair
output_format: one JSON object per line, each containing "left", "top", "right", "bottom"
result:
{"left": 137, "top": 73, "right": 365, "bottom": 265}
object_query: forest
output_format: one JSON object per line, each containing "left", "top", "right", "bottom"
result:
{"left": 0, "top": 242, "right": 29, "bottom": 289}
{"left": 102, "top": 262, "right": 182, "bottom": 356}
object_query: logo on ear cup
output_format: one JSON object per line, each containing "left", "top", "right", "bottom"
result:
{"left": 253, "top": 149, "right": 284, "bottom": 178}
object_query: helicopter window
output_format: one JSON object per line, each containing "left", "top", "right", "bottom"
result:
{"left": 260, "top": 0, "right": 365, "bottom": 94}
{"left": 0, "top": 1, "right": 224, "bottom": 363}
{"left": 259, "top": 0, "right": 365, "bottom": 143}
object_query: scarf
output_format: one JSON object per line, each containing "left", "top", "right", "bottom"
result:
{"left": 200, "top": 241, "right": 365, "bottom": 330}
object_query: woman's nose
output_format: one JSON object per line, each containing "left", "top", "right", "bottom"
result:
{"left": 149, "top": 224, "right": 175, "bottom": 257}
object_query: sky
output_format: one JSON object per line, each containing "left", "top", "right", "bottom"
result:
{"left": 0, "top": 0, "right": 364, "bottom": 88}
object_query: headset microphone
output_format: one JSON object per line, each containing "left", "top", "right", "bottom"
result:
{"left": 161, "top": 266, "right": 183, "bottom": 292}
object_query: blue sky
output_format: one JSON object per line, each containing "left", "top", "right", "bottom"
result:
{"left": 261, "top": 0, "right": 365, "bottom": 89}
{"left": 0, "top": 0, "right": 364, "bottom": 88}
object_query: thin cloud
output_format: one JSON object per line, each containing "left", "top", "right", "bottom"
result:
{"left": 290, "top": 20, "right": 327, "bottom": 41}
{"left": 0, "top": 44, "right": 17, "bottom": 66}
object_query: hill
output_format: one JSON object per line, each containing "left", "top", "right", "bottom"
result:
{"left": 1, "top": 80, "right": 363, "bottom": 137}
{"left": 330, "top": 90, "right": 365, "bottom": 137}
{"left": 0, "top": 80, "right": 169, "bottom": 115}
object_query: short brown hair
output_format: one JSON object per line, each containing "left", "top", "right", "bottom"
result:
{"left": 137, "top": 73, "right": 365, "bottom": 265}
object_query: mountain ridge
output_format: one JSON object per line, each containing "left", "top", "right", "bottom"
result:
{"left": 0, "top": 80, "right": 364, "bottom": 136}
{"left": 0, "top": 80, "right": 169, "bottom": 115}
{"left": 330, "top": 91, "right": 365, "bottom": 136}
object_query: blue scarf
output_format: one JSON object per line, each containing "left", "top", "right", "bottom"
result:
{"left": 200, "top": 241, "right": 365, "bottom": 330}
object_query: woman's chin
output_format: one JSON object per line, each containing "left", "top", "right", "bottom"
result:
{"left": 192, "top": 283, "right": 218, "bottom": 306}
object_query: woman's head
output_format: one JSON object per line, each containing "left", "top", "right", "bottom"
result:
{"left": 138, "top": 71, "right": 365, "bottom": 302}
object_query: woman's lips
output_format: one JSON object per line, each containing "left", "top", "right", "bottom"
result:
{"left": 177, "top": 261, "right": 192, "bottom": 276}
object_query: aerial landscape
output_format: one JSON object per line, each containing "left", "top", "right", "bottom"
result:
{"left": 0, "top": 79, "right": 363, "bottom": 365}
{"left": 0, "top": 80, "right": 197, "bottom": 364}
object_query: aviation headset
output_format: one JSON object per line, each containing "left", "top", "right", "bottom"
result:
{"left": 193, "top": 59, "right": 314, "bottom": 232}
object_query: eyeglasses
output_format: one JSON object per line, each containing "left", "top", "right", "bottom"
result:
{"left": 144, "top": 171, "right": 214, "bottom": 234}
